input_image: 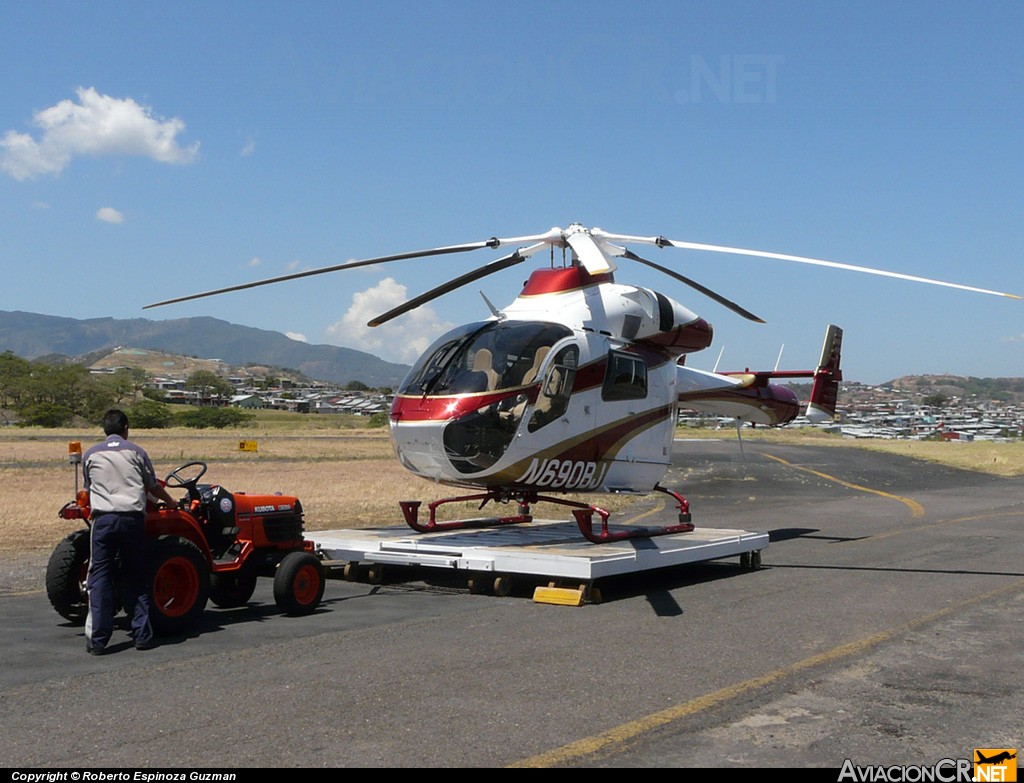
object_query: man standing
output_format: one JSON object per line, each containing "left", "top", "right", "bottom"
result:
{"left": 83, "top": 409, "right": 177, "bottom": 655}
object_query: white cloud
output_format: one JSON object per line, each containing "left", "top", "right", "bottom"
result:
{"left": 325, "top": 278, "right": 454, "bottom": 364}
{"left": 240, "top": 137, "right": 255, "bottom": 156}
{"left": 285, "top": 332, "right": 308, "bottom": 343}
{"left": 1, "top": 87, "right": 199, "bottom": 180}
{"left": 248, "top": 256, "right": 262, "bottom": 267}
{"left": 1002, "top": 334, "right": 1024, "bottom": 343}
{"left": 286, "top": 260, "right": 302, "bottom": 271}
{"left": 96, "top": 206, "right": 124, "bottom": 223}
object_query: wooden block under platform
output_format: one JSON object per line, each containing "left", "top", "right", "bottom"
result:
{"left": 533, "top": 584, "right": 586, "bottom": 606}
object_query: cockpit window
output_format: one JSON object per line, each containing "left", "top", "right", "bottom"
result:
{"left": 399, "top": 320, "right": 572, "bottom": 396}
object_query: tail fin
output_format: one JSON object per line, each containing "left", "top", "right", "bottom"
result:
{"left": 806, "top": 324, "right": 843, "bottom": 423}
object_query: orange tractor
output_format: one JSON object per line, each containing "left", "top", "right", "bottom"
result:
{"left": 46, "top": 451, "right": 326, "bottom": 635}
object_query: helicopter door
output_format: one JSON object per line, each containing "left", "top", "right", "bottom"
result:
{"left": 598, "top": 349, "right": 673, "bottom": 483}
{"left": 527, "top": 343, "right": 581, "bottom": 433}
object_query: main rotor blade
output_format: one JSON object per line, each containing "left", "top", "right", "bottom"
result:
{"left": 143, "top": 239, "right": 504, "bottom": 310}
{"left": 622, "top": 250, "right": 765, "bottom": 323}
{"left": 596, "top": 230, "right": 1021, "bottom": 300}
{"left": 664, "top": 239, "right": 1023, "bottom": 299}
{"left": 367, "top": 242, "right": 547, "bottom": 327}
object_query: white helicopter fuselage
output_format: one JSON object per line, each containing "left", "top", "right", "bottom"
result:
{"left": 389, "top": 265, "right": 798, "bottom": 495}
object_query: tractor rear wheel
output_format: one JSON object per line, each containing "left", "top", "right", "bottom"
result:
{"left": 45, "top": 529, "right": 90, "bottom": 624}
{"left": 150, "top": 536, "right": 209, "bottom": 635}
{"left": 273, "top": 551, "right": 325, "bottom": 616}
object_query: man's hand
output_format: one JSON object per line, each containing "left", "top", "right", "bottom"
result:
{"left": 152, "top": 484, "right": 179, "bottom": 508}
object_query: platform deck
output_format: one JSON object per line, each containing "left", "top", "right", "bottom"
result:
{"left": 311, "top": 521, "right": 768, "bottom": 582}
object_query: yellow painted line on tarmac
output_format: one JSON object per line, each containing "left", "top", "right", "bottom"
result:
{"left": 509, "top": 578, "right": 1024, "bottom": 768}
{"left": 620, "top": 497, "right": 666, "bottom": 525}
{"left": 762, "top": 452, "right": 925, "bottom": 518}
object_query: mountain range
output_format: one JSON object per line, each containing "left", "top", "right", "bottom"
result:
{"left": 0, "top": 310, "right": 411, "bottom": 388}
{"left": 4, "top": 309, "right": 1023, "bottom": 402}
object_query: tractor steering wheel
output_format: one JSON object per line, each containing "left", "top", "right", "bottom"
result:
{"left": 164, "top": 461, "right": 209, "bottom": 503}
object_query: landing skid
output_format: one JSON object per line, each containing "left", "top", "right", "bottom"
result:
{"left": 398, "top": 484, "right": 694, "bottom": 544}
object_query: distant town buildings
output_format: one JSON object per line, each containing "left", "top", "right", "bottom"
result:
{"left": 680, "top": 380, "right": 1024, "bottom": 441}
{"left": 144, "top": 374, "right": 392, "bottom": 417}
{"left": 87, "top": 358, "right": 392, "bottom": 418}
{"left": 813, "top": 381, "right": 1024, "bottom": 441}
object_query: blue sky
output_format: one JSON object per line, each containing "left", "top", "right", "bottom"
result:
{"left": 2, "top": 1, "right": 1022, "bottom": 385}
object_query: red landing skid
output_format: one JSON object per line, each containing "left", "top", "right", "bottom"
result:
{"left": 398, "top": 484, "right": 694, "bottom": 545}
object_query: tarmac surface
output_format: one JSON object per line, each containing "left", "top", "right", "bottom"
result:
{"left": 2, "top": 439, "right": 1022, "bottom": 769}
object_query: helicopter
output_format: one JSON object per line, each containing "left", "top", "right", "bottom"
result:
{"left": 146, "top": 223, "right": 1020, "bottom": 544}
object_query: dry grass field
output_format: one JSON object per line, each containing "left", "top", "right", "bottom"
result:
{"left": 3, "top": 420, "right": 1023, "bottom": 564}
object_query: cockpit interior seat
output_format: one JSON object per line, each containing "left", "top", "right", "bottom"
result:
{"left": 472, "top": 348, "right": 500, "bottom": 391}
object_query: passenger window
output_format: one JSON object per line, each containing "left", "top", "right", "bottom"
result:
{"left": 602, "top": 351, "right": 647, "bottom": 401}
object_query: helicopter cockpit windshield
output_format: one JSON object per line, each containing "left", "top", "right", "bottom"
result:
{"left": 398, "top": 320, "right": 572, "bottom": 398}
{"left": 397, "top": 320, "right": 574, "bottom": 474}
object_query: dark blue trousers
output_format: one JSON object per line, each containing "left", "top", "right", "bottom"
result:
{"left": 85, "top": 511, "right": 153, "bottom": 649}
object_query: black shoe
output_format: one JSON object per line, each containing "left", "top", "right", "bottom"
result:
{"left": 86, "top": 644, "right": 107, "bottom": 656}
{"left": 134, "top": 638, "right": 158, "bottom": 651}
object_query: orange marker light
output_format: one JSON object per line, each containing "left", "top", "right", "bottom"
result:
{"left": 68, "top": 441, "right": 82, "bottom": 464}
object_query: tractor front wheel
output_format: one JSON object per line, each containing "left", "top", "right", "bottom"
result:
{"left": 45, "top": 529, "right": 90, "bottom": 624}
{"left": 273, "top": 551, "right": 325, "bottom": 616}
{"left": 150, "top": 536, "right": 209, "bottom": 635}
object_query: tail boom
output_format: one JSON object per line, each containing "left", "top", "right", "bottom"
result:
{"left": 676, "top": 324, "right": 843, "bottom": 426}
{"left": 676, "top": 367, "right": 801, "bottom": 426}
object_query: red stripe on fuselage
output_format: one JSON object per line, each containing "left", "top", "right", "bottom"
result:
{"left": 391, "top": 389, "right": 525, "bottom": 422}
{"left": 569, "top": 348, "right": 674, "bottom": 395}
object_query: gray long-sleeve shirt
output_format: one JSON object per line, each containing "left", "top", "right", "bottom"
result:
{"left": 83, "top": 435, "right": 161, "bottom": 514}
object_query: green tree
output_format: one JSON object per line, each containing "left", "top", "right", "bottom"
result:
{"left": 19, "top": 402, "right": 74, "bottom": 427}
{"left": 177, "top": 407, "right": 254, "bottom": 429}
{"left": 25, "top": 363, "right": 92, "bottom": 412}
{"left": 366, "top": 412, "right": 389, "bottom": 428}
{"left": 128, "top": 399, "right": 175, "bottom": 429}
{"left": 184, "top": 370, "right": 234, "bottom": 405}
{"left": 0, "top": 351, "right": 31, "bottom": 408}
{"left": 104, "top": 368, "right": 143, "bottom": 404}
{"left": 128, "top": 367, "right": 150, "bottom": 394}
{"left": 80, "top": 381, "right": 118, "bottom": 422}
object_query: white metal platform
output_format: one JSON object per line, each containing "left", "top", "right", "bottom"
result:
{"left": 311, "top": 521, "right": 768, "bottom": 582}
